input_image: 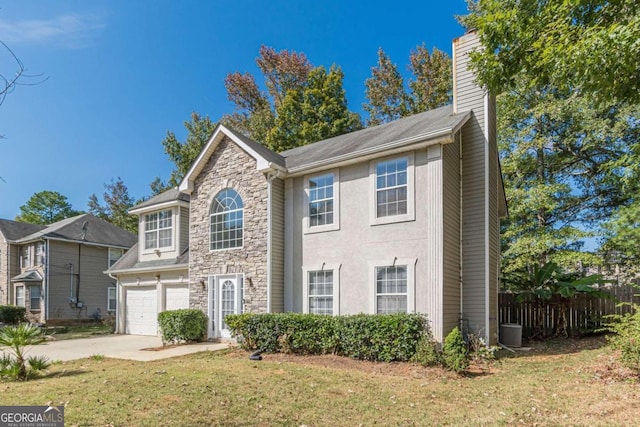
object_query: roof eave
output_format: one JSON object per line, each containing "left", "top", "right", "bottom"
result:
{"left": 105, "top": 262, "right": 189, "bottom": 275}
{"left": 129, "top": 199, "right": 190, "bottom": 215}
{"left": 285, "top": 127, "right": 462, "bottom": 178}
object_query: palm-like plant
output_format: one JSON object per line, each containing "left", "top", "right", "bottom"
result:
{"left": 0, "top": 323, "right": 50, "bottom": 380}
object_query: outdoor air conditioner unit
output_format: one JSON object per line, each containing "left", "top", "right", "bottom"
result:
{"left": 500, "top": 323, "right": 522, "bottom": 347}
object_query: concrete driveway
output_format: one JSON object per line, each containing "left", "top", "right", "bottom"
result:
{"left": 6, "top": 335, "right": 230, "bottom": 362}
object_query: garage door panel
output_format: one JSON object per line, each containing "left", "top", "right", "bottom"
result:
{"left": 125, "top": 287, "right": 158, "bottom": 336}
{"left": 165, "top": 285, "right": 189, "bottom": 311}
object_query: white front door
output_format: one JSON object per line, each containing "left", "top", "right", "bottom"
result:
{"left": 209, "top": 274, "right": 243, "bottom": 338}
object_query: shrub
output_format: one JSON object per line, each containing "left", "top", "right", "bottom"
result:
{"left": 411, "top": 334, "right": 443, "bottom": 366}
{"left": 606, "top": 303, "right": 640, "bottom": 372}
{"left": 0, "top": 306, "right": 26, "bottom": 325}
{"left": 0, "top": 323, "right": 49, "bottom": 381}
{"left": 442, "top": 327, "right": 469, "bottom": 373}
{"left": 158, "top": 309, "right": 207, "bottom": 344}
{"left": 226, "top": 312, "right": 427, "bottom": 362}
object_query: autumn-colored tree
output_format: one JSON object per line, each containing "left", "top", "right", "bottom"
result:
{"left": 221, "top": 46, "right": 361, "bottom": 152}
{"left": 363, "top": 45, "right": 452, "bottom": 126}
{"left": 88, "top": 177, "right": 138, "bottom": 233}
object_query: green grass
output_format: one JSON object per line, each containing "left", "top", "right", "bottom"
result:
{"left": 1, "top": 338, "right": 638, "bottom": 426}
{"left": 43, "top": 324, "right": 114, "bottom": 340}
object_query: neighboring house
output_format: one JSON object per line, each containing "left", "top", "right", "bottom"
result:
{"left": 0, "top": 214, "right": 136, "bottom": 324}
{"left": 109, "top": 32, "right": 507, "bottom": 344}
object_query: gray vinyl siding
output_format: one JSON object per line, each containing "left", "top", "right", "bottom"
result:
{"left": 180, "top": 206, "right": 189, "bottom": 253}
{"left": 47, "top": 241, "right": 113, "bottom": 321}
{"left": 270, "top": 177, "right": 285, "bottom": 312}
{"left": 488, "top": 94, "right": 499, "bottom": 344}
{"left": 442, "top": 135, "right": 461, "bottom": 339}
{"left": 455, "top": 33, "right": 490, "bottom": 339}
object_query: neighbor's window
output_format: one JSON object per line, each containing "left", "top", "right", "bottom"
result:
{"left": 29, "top": 285, "right": 41, "bottom": 310}
{"left": 109, "top": 248, "right": 125, "bottom": 268}
{"left": 210, "top": 188, "right": 244, "bottom": 250}
{"left": 375, "top": 157, "right": 408, "bottom": 218}
{"left": 308, "top": 270, "right": 333, "bottom": 315}
{"left": 107, "top": 286, "right": 117, "bottom": 312}
{"left": 309, "top": 174, "right": 334, "bottom": 227}
{"left": 35, "top": 242, "right": 45, "bottom": 266}
{"left": 375, "top": 265, "right": 407, "bottom": 314}
{"left": 21, "top": 246, "right": 31, "bottom": 268}
{"left": 16, "top": 286, "right": 25, "bottom": 307}
{"left": 144, "top": 210, "right": 173, "bottom": 250}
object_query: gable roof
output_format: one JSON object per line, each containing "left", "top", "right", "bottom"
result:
{"left": 14, "top": 214, "right": 137, "bottom": 248}
{"left": 0, "top": 219, "right": 46, "bottom": 241}
{"left": 179, "top": 124, "right": 286, "bottom": 193}
{"left": 129, "top": 187, "right": 190, "bottom": 214}
{"left": 107, "top": 242, "right": 189, "bottom": 274}
{"left": 281, "top": 105, "right": 469, "bottom": 173}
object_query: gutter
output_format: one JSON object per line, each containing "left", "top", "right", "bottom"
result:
{"left": 104, "top": 262, "right": 189, "bottom": 276}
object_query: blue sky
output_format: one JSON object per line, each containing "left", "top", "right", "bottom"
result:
{"left": 0, "top": 0, "right": 468, "bottom": 219}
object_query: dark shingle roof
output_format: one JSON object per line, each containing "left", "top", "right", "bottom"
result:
{"left": 130, "top": 187, "right": 190, "bottom": 212}
{"left": 281, "top": 105, "right": 467, "bottom": 171}
{"left": 0, "top": 219, "right": 46, "bottom": 241}
{"left": 107, "top": 242, "right": 189, "bottom": 273}
{"left": 15, "top": 214, "right": 136, "bottom": 248}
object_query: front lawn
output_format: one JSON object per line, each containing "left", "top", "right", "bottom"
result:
{"left": 42, "top": 324, "right": 114, "bottom": 340}
{"left": 1, "top": 337, "right": 638, "bottom": 426}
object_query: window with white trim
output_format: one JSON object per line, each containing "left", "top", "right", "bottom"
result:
{"left": 144, "top": 210, "right": 173, "bottom": 250}
{"left": 210, "top": 189, "right": 244, "bottom": 250}
{"left": 16, "top": 285, "right": 25, "bottom": 307}
{"left": 376, "top": 157, "right": 408, "bottom": 218}
{"left": 308, "top": 270, "right": 334, "bottom": 315}
{"left": 109, "top": 248, "right": 125, "bottom": 268}
{"left": 35, "top": 242, "right": 45, "bottom": 266}
{"left": 375, "top": 265, "right": 407, "bottom": 314}
{"left": 21, "top": 246, "right": 31, "bottom": 269}
{"left": 107, "top": 286, "right": 117, "bottom": 312}
{"left": 29, "top": 285, "right": 41, "bottom": 310}
{"left": 309, "top": 174, "right": 334, "bottom": 227}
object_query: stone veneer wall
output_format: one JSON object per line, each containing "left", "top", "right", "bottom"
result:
{"left": 188, "top": 136, "right": 269, "bottom": 314}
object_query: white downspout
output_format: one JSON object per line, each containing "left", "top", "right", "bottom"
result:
{"left": 484, "top": 93, "right": 491, "bottom": 344}
{"left": 45, "top": 240, "right": 50, "bottom": 321}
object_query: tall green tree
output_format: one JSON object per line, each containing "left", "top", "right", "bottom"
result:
{"left": 152, "top": 112, "right": 217, "bottom": 194}
{"left": 15, "top": 191, "right": 82, "bottom": 225}
{"left": 267, "top": 66, "right": 362, "bottom": 152}
{"left": 88, "top": 177, "right": 138, "bottom": 233}
{"left": 461, "top": 0, "right": 640, "bottom": 106}
{"left": 222, "top": 46, "right": 361, "bottom": 151}
{"left": 363, "top": 45, "right": 452, "bottom": 126}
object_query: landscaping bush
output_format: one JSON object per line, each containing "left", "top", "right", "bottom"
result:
{"left": 0, "top": 323, "right": 50, "bottom": 381}
{"left": 226, "top": 312, "right": 427, "bottom": 362}
{"left": 442, "top": 327, "right": 469, "bottom": 373}
{"left": 606, "top": 303, "right": 640, "bottom": 372}
{"left": 158, "top": 309, "right": 207, "bottom": 344}
{"left": 0, "top": 305, "right": 26, "bottom": 325}
{"left": 411, "top": 333, "right": 443, "bottom": 367}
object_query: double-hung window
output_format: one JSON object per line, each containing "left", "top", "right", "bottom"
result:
{"left": 370, "top": 154, "right": 415, "bottom": 225}
{"left": 145, "top": 210, "right": 173, "bottom": 250}
{"left": 35, "top": 242, "right": 45, "bottom": 266}
{"left": 308, "top": 270, "right": 334, "bottom": 315}
{"left": 29, "top": 285, "right": 41, "bottom": 310}
{"left": 21, "top": 246, "right": 31, "bottom": 269}
{"left": 16, "top": 286, "right": 25, "bottom": 307}
{"left": 107, "top": 287, "right": 117, "bottom": 312}
{"left": 375, "top": 265, "right": 408, "bottom": 314}
{"left": 304, "top": 170, "right": 339, "bottom": 233}
{"left": 109, "top": 248, "right": 125, "bottom": 268}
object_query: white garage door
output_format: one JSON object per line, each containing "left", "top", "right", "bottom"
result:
{"left": 125, "top": 287, "right": 158, "bottom": 336}
{"left": 165, "top": 285, "right": 189, "bottom": 311}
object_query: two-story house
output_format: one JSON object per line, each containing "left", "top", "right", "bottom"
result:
{"left": 0, "top": 214, "right": 136, "bottom": 324}
{"left": 109, "top": 32, "right": 506, "bottom": 344}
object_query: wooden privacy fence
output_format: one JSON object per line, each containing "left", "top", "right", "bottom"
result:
{"left": 499, "top": 283, "right": 640, "bottom": 338}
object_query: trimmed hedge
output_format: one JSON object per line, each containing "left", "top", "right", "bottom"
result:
{"left": 158, "top": 309, "right": 207, "bottom": 344}
{"left": 225, "top": 312, "right": 428, "bottom": 362}
{"left": 0, "top": 305, "right": 26, "bottom": 325}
